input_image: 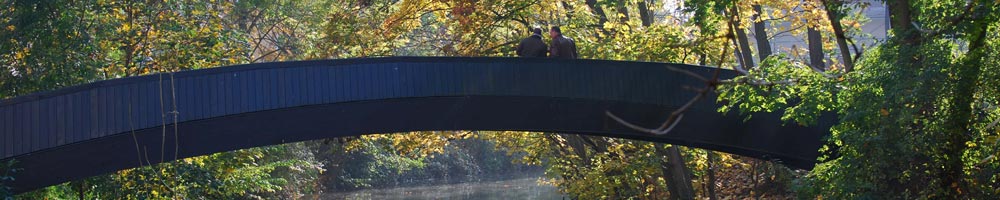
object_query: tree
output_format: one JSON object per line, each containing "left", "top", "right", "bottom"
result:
{"left": 9, "top": 0, "right": 998, "bottom": 199}
{"left": 751, "top": 5, "right": 772, "bottom": 61}
{"left": 719, "top": 0, "right": 1000, "bottom": 198}
{"left": 5, "top": 0, "right": 328, "bottom": 198}
{"left": 0, "top": 0, "right": 100, "bottom": 98}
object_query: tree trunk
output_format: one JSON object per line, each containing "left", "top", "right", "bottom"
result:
{"left": 560, "top": 1, "right": 575, "bottom": 22}
{"left": 886, "top": 0, "right": 918, "bottom": 44}
{"left": 752, "top": 5, "right": 772, "bottom": 61}
{"left": 638, "top": 0, "right": 653, "bottom": 27}
{"left": 585, "top": 0, "right": 609, "bottom": 25}
{"left": 658, "top": 144, "right": 694, "bottom": 200}
{"left": 582, "top": 0, "right": 610, "bottom": 38}
{"left": 578, "top": 135, "right": 609, "bottom": 154}
{"left": 732, "top": 21, "right": 756, "bottom": 69}
{"left": 941, "top": 19, "right": 989, "bottom": 198}
{"left": 698, "top": 54, "right": 707, "bottom": 66}
{"left": 807, "top": 26, "right": 825, "bottom": 71}
{"left": 727, "top": 5, "right": 756, "bottom": 69}
{"left": 565, "top": 134, "right": 591, "bottom": 165}
{"left": 706, "top": 150, "right": 718, "bottom": 200}
{"left": 545, "top": 134, "right": 584, "bottom": 179}
{"left": 78, "top": 180, "right": 86, "bottom": 200}
{"left": 616, "top": 2, "right": 629, "bottom": 22}
{"left": 822, "top": 1, "right": 855, "bottom": 72}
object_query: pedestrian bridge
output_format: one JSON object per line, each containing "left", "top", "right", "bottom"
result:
{"left": 0, "top": 57, "right": 832, "bottom": 193}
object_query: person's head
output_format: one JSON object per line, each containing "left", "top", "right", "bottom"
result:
{"left": 549, "top": 26, "right": 562, "bottom": 38}
{"left": 531, "top": 27, "right": 542, "bottom": 36}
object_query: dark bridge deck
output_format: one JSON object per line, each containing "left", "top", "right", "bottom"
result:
{"left": 0, "top": 57, "right": 831, "bottom": 193}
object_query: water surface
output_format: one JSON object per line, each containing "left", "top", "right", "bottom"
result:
{"left": 323, "top": 177, "right": 564, "bottom": 200}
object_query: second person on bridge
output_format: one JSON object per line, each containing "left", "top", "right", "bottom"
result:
{"left": 548, "top": 26, "right": 578, "bottom": 59}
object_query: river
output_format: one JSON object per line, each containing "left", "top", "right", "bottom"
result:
{"left": 322, "top": 177, "right": 565, "bottom": 199}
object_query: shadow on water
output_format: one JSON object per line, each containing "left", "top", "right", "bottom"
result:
{"left": 322, "top": 176, "right": 565, "bottom": 200}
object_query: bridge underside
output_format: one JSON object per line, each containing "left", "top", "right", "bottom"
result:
{"left": 0, "top": 57, "right": 832, "bottom": 193}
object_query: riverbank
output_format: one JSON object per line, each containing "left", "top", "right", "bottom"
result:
{"left": 321, "top": 176, "right": 564, "bottom": 199}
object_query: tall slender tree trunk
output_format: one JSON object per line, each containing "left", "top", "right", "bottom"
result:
{"left": 732, "top": 21, "right": 756, "bottom": 69}
{"left": 807, "top": 27, "right": 825, "bottom": 71}
{"left": 698, "top": 54, "right": 707, "bottom": 66}
{"left": 564, "top": 134, "right": 591, "bottom": 165}
{"left": 583, "top": 0, "right": 610, "bottom": 38}
{"left": 638, "top": 0, "right": 653, "bottom": 27}
{"left": 615, "top": 2, "right": 629, "bottom": 22}
{"left": 886, "top": 0, "right": 917, "bottom": 44}
{"left": 752, "top": 5, "right": 772, "bottom": 61}
{"left": 942, "top": 18, "right": 989, "bottom": 199}
{"left": 585, "top": 0, "right": 609, "bottom": 25}
{"left": 750, "top": 160, "right": 759, "bottom": 199}
{"left": 727, "top": 5, "right": 756, "bottom": 69}
{"left": 546, "top": 134, "right": 584, "bottom": 179}
{"left": 706, "top": 150, "right": 718, "bottom": 200}
{"left": 822, "top": 1, "right": 854, "bottom": 72}
{"left": 658, "top": 144, "right": 694, "bottom": 200}
{"left": 78, "top": 180, "right": 86, "bottom": 200}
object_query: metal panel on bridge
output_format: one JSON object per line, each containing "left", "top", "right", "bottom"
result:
{"left": 0, "top": 57, "right": 832, "bottom": 193}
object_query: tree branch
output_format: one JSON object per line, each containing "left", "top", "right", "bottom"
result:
{"left": 666, "top": 66, "right": 709, "bottom": 82}
{"left": 977, "top": 117, "right": 1000, "bottom": 166}
{"left": 719, "top": 78, "right": 798, "bottom": 86}
{"left": 604, "top": 2, "right": 757, "bottom": 135}
{"left": 910, "top": 2, "right": 978, "bottom": 38}
{"left": 605, "top": 36, "right": 730, "bottom": 135}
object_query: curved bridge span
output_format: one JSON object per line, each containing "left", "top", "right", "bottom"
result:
{"left": 0, "top": 57, "right": 831, "bottom": 193}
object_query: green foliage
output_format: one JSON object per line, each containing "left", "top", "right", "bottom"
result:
{"left": 2, "top": 0, "right": 782, "bottom": 199}
{"left": 327, "top": 133, "right": 536, "bottom": 190}
{"left": 15, "top": 182, "right": 77, "bottom": 200}
{"left": 8, "top": 0, "right": 1000, "bottom": 199}
{"left": 25, "top": 144, "right": 325, "bottom": 199}
{"left": 0, "top": 0, "right": 100, "bottom": 98}
{"left": 3, "top": 0, "right": 327, "bottom": 198}
{"left": 485, "top": 132, "right": 706, "bottom": 199}
{"left": 792, "top": 38, "right": 958, "bottom": 198}
{"left": 718, "top": 55, "right": 838, "bottom": 126}
{"left": 721, "top": 1, "right": 1000, "bottom": 197}
{"left": 683, "top": 0, "right": 730, "bottom": 35}
{"left": 337, "top": 138, "right": 427, "bottom": 189}
{"left": 0, "top": 160, "right": 17, "bottom": 199}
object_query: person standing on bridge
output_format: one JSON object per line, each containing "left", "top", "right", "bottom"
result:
{"left": 516, "top": 27, "right": 548, "bottom": 57}
{"left": 548, "top": 26, "right": 578, "bottom": 59}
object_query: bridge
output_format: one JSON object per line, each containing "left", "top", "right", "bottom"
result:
{"left": 0, "top": 57, "right": 832, "bottom": 193}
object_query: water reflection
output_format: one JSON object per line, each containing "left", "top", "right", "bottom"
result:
{"left": 323, "top": 177, "right": 564, "bottom": 200}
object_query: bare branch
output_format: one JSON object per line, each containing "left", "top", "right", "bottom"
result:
{"left": 657, "top": 92, "right": 706, "bottom": 131}
{"left": 666, "top": 66, "right": 709, "bottom": 82}
{"left": 987, "top": 117, "right": 1000, "bottom": 130}
{"left": 977, "top": 118, "right": 1000, "bottom": 166}
{"left": 660, "top": 114, "right": 684, "bottom": 134}
{"left": 911, "top": 21, "right": 935, "bottom": 34}
{"left": 606, "top": 111, "right": 686, "bottom": 136}
{"left": 911, "top": 2, "right": 977, "bottom": 38}
{"left": 766, "top": 24, "right": 807, "bottom": 41}
{"left": 606, "top": 88, "right": 706, "bottom": 135}
{"left": 846, "top": 37, "right": 863, "bottom": 64}
{"left": 732, "top": 64, "right": 750, "bottom": 75}
{"left": 719, "top": 78, "right": 798, "bottom": 86}
{"left": 604, "top": 4, "right": 734, "bottom": 135}
{"left": 660, "top": 35, "right": 729, "bottom": 49}
{"left": 759, "top": 9, "right": 809, "bottom": 22}
{"left": 606, "top": 111, "right": 667, "bottom": 133}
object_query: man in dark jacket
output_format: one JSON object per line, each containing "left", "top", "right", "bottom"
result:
{"left": 516, "top": 28, "right": 548, "bottom": 57}
{"left": 548, "top": 26, "right": 578, "bottom": 59}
